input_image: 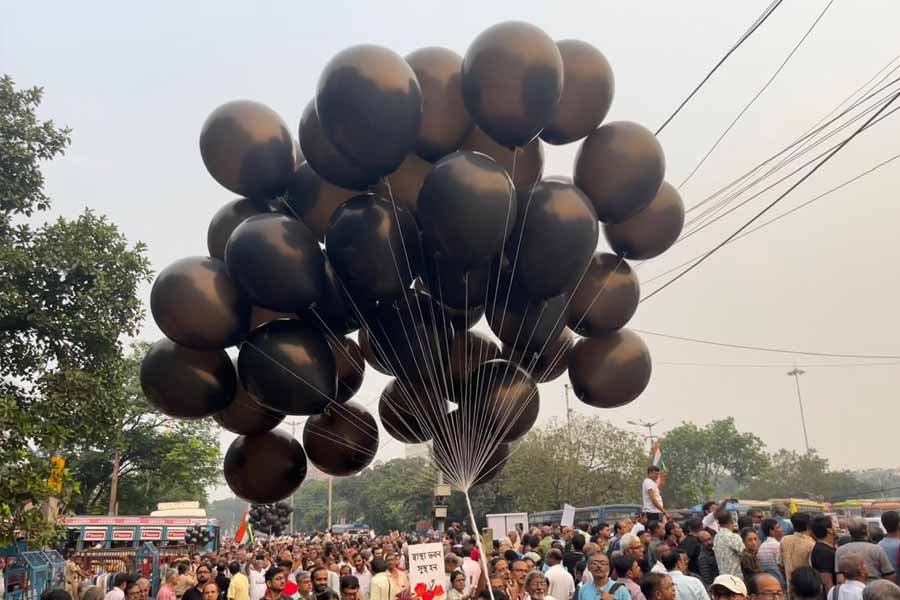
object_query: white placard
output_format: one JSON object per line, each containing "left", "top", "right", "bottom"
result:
{"left": 408, "top": 542, "right": 447, "bottom": 600}
{"left": 561, "top": 504, "right": 576, "bottom": 528}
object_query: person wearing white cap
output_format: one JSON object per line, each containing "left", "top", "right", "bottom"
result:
{"left": 710, "top": 575, "right": 748, "bottom": 600}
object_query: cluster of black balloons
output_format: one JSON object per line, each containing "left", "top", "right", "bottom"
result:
{"left": 249, "top": 502, "right": 292, "bottom": 537}
{"left": 140, "top": 20, "right": 684, "bottom": 503}
{"left": 184, "top": 525, "right": 213, "bottom": 547}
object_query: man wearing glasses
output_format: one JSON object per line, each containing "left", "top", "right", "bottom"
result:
{"left": 185, "top": 565, "right": 215, "bottom": 600}
{"left": 710, "top": 575, "right": 748, "bottom": 600}
{"left": 747, "top": 574, "right": 786, "bottom": 600}
{"left": 639, "top": 573, "right": 675, "bottom": 600}
{"left": 577, "top": 555, "right": 630, "bottom": 600}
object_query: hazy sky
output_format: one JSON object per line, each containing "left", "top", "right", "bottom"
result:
{"left": 5, "top": 0, "right": 900, "bottom": 502}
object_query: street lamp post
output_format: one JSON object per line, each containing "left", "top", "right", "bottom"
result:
{"left": 787, "top": 368, "right": 810, "bottom": 453}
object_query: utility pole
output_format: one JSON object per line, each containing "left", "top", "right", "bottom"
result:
{"left": 787, "top": 368, "right": 810, "bottom": 453}
{"left": 327, "top": 477, "right": 333, "bottom": 531}
{"left": 628, "top": 419, "right": 662, "bottom": 459}
{"left": 563, "top": 384, "right": 573, "bottom": 425}
{"left": 286, "top": 419, "right": 304, "bottom": 533}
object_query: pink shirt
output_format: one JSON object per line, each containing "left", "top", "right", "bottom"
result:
{"left": 158, "top": 583, "right": 178, "bottom": 600}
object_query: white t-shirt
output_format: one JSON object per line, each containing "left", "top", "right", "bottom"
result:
{"left": 702, "top": 513, "right": 720, "bottom": 532}
{"left": 642, "top": 478, "right": 662, "bottom": 513}
{"left": 546, "top": 564, "right": 575, "bottom": 600}
{"left": 248, "top": 568, "right": 267, "bottom": 600}
{"left": 462, "top": 557, "right": 481, "bottom": 595}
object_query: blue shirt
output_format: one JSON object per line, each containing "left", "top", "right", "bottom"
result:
{"left": 578, "top": 580, "right": 631, "bottom": 600}
{"left": 879, "top": 538, "right": 900, "bottom": 573}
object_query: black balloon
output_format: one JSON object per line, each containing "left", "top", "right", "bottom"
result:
{"left": 568, "top": 329, "right": 652, "bottom": 408}
{"left": 367, "top": 290, "right": 454, "bottom": 385}
{"left": 301, "top": 260, "right": 360, "bottom": 337}
{"left": 140, "top": 338, "right": 236, "bottom": 419}
{"left": 207, "top": 198, "right": 268, "bottom": 260}
{"left": 303, "top": 401, "right": 378, "bottom": 476}
{"left": 213, "top": 361, "right": 285, "bottom": 435}
{"left": 442, "top": 302, "right": 485, "bottom": 331}
{"left": 568, "top": 253, "right": 639, "bottom": 335}
{"left": 150, "top": 256, "right": 250, "bottom": 350}
{"left": 330, "top": 336, "right": 365, "bottom": 403}
{"left": 460, "top": 359, "right": 538, "bottom": 443}
{"left": 460, "top": 126, "right": 544, "bottom": 191}
{"left": 447, "top": 330, "right": 502, "bottom": 384}
{"left": 237, "top": 319, "right": 337, "bottom": 415}
{"left": 418, "top": 151, "right": 516, "bottom": 268}
{"left": 487, "top": 264, "right": 568, "bottom": 353}
{"left": 199, "top": 100, "right": 294, "bottom": 201}
{"left": 462, "top": 21, "right": 564, "bottom": 148}
{"left": 225, "top": 214, "right": 326, "bottom": 312}
{"left": 574, "top": 121, "right": 665, "bottom": 223}
{"left": 379, "top": 379, "right": 446, "bottom": 444}
{"left": 406, "top": 47, "right": 473, "bottom": 161}
{"left": 298, "top": 100, "right": 375, "bottom": 190}
{"left": 283, "top": 162, "right": 356, "bottom": 242}
{"left": 325, "top": 194, "right": 421, "bottom": 304}
{"left": 223, "top": 429, "right": 308, "bottom": 503}
{"left": 373, "top": 153, "right": 433, "bottom": 216}
{"left": 541, "top": 40, "right": 615, "bottom": 145}
{"left": 603, "top": 181, "right": 685, "bottom": 260}
{"left": 421, "top": 253, "right": 491, "bottom": 311}
{"left": 508, "top": 177, "right": 598, "bottom": 299}
{"left": 316, "top": 44, "right": 423, "bottom": 177}
{"left": 358, "top": 328, "right": 392, "bottom": 375}
{"left": 504, "top": 327, "right": 574, "bottom": 383}
{"left": 250, "top": 306, "right": 296, "bottom": 330}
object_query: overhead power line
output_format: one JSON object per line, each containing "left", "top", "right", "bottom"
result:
{"left": 656, "top": 360, "right": 900, "bottom": 369}
{"left": 634, "top": 329, "right": 900, "bottom": 360}
{"left": 639, "top": 87, "right": 900, "bottom": 304}
{"left": 655, "top": 0, "right": 785, "bottom": 135}
{"left": 678, "top": 0, "right": 836, "bottom": 190}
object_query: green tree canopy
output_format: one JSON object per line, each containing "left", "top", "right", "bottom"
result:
{"left": 659, "top": 418, "right": 770, "bottom": 507}
{"left": 740, "top": 449, "right": 860, "bottom": 501}
{"left": 0, "top": 75, "right": 152, "bottom": 545}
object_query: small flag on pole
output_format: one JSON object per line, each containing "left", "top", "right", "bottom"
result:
{"left": 651, "top": 440, "right": 666, "bottom": 471}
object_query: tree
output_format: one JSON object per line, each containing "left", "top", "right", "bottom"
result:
{"left": 740, "top": 449, "right": 861, "bottom": 501}
{"left": 0, "top": 75, "right": 152, "bottom": 545}
{"left": 659, "top": 418, "right": 769, "bottom": 508}
{"left": 494, "top": 415, "right": 646, "bottom": 512}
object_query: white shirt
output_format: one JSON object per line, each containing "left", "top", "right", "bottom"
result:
{"left": 248, "top": 569, "right": 266, "bottom": 600}
{"left": 668, "top": 571, "right": 710, "bottom": 600}
{"left": 827, "top": 580, "right": 865, "bottom": 600}
{"left": 546, "top": 564, "right": 575, "bottom": 600}
{"left": 632, "top": 523, "right": 646, "bottom": 536}
{"left": 651, "top": 563, "right": 667, "bottom": 574}
{"left": 352, "top": 568, "right": 372, "bottom": 599}
{"left": 642, "top": 478, "right": 662, "bottom": 514}
{"left": 701, "top": 513, "right": 719, "bottom": 532}
{"left": 105, "top": 589, "right": 125, "bottom": 600}
{"left": 462, "top": 557, "right": 481, "bottom": 595}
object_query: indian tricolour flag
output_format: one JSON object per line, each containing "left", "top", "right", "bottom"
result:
{"left": 651, "top": 440, "right": 666, "bottom": 470}
{"left": 234, "top": 510, "right": 253, "bottom": 544}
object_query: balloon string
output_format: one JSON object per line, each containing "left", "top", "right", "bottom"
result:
{"left": 465, "top": 488, "right": 496, "bottom": 600}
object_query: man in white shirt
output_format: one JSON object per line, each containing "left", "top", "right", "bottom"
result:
{"left": 248, "top": 557, "right": 268, "bottom": 600}
{"left": 827, "top": 555, "right": 867, "bottom": 600}
{"left": 461, "top": 544, "right": 481, "bottom": 595}
{"left": 351, "top": 555, "right": 372, "bottom": 599}
{"left": 642, "top": 467, "right": 665, "bottom": 525}
{"left": 545, "top": 549, "right": 575, "bottom": 600}
{"left": 659, "top": 549, "right": 709, "bottom": 600}
{"left": 701, "top": 503, "right": 719, "bottom": 533}
{"left": 105, "top": 575, "right": 130, "bottom": 600}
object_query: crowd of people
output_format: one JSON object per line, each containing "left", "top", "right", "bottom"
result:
{"left": 20, "top": 468, "right": 900, "bottom": 600}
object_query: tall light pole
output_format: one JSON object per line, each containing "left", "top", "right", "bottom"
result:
{"left": 628, "top": 419, "right": 662, "bottom": 459}
{"left": 787, "top": 368, "right": 810, "bottom": 453}
{"left": 563, "top": 384, "right": 573, "bottom": 425}
{"left": 286, "top": 419, "right": 304, "bottom": 533}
